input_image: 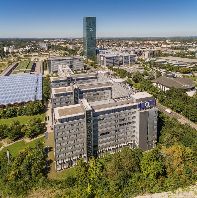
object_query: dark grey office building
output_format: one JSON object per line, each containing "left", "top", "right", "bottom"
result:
{"left": 53, "top": 92, "right": 158, "bottom": 171}
{"left": 83, "top": 17, "right": 96, "bottom": 60}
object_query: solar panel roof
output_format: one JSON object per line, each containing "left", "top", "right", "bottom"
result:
{"left": 0, "top": 74, "right": 43, "bottom": 105}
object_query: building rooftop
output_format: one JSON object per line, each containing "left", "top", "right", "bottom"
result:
{"left": 78, "top": 82, "right": 112, "bottom": 90}
{"left": 52, "top": 86, "right": 73, "bottom": 95}
{"left": 72, "top": 73, "right": 97, "bottom": 78}
{"left": 50, "top": 77, "right": 67, "bottom": 82}
{"left": 90, "top": 98, "right": 135, "bottom": 111}
{"left": 152, "top": 76, "right": 195, "bottom": 90}
{"left": 54, "top": 104, "right": 84, "bottom": 119}
{"left": 132, "top": 92, "right": 153, "bottom": 100}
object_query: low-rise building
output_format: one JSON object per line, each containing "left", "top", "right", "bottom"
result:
{"left": 152, "top": 76, "right": 196, "bottom": 96}
{"left": 98, "top": 51, "right": 137, "bottom": 67}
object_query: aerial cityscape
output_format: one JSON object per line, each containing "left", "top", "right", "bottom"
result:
{"left": 0, "top": 0, "right": 197, "bottom": 198}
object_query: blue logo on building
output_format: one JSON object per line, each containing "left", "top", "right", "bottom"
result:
{"left": 138, "top": 100, "right": 156, "bottom": 110}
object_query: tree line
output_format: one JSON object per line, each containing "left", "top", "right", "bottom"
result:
{"left": 0, "top": 118, "right": 46, "bottom": 141}
{"left": 0, "top": 101, "right": 45, "bottom": 119}
{"left": 41, "top": 113, "right": 196, "bottom": 198}
{"left": 0, "top": 142, "right": 48, "bottom": 197}
{"left": 0, "top": 113, "right": 196, "bottom": 197}
{"left": 43, "top": 75, "right": 51, "bottom": 103}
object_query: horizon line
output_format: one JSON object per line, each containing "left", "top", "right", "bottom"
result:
{"left": 0, "top": 35, "right": 197, "bottom": 39}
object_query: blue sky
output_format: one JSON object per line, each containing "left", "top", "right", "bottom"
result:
{"left": 0, "top": 0, "right": 197, "bottom": 38}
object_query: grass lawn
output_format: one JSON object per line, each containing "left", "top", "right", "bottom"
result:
{"left": 51, "top": 166, "right": 76, "bottom": 180}
{"left": 0, "top": 62, "right": 8, "bottom": 73}
{"left": 26, "top": 61, "right": 33, "bottom": 69}
{"left": 17, "top": 60, "right": 30, "bottom": 70}
{"left": 0, "top": 113, "right": 45, "bottom": 125}
{"left": 12, "top": 59, "right": 32, "bottom": 74}
{"left": 0, "top": 136, "right": 45, "bottom": 157}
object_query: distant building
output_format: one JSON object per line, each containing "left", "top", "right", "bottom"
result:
{"left": 3, "top": 47, "right": 9, "bottom": 53}
{"left": 98, "top": 52, "right": 137, "bottom": 67}
{"left": 48, "top": 56, "right": 84, "bottom": 73}
{"left": 83, "top": 17, "right": 96, "bottom": 60}
{"left": 142, "top": 50, "right": 159, "bottom": 59}
{"left": 152, "top": 76, "right": 196, "bottom": 96}
{"left": 3, "top": 46, "right": 14, "bottom": 53}
{"left": 53, "top": 92, "right": 158, "bottom": 170}
{"left": 39, "top": 42, "right": 48, "bottom": 50}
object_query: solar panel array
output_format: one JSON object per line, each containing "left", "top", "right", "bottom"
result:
{"left": 0, "top": 74, "right": 43, "bottom": 105}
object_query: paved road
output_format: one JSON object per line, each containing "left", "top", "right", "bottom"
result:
{"left": 0, "top": 62, "right": 18, "bottom": 76}
{"left": 156, "top": 102, "right": 197, "bottom": 130}
{"left": 35, "top": 61, "right": 42, "bottom": 74}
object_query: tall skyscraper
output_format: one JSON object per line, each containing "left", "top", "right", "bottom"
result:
{"left": 83, "top": 17, "right": 96, "bottom": 60}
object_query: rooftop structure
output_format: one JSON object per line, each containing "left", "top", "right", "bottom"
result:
{"left": 77, "top": 82, "right": 112, "bottom": 90}
{"left": 132, "top": 92, "right": 153, "bottom": 102}
{"left": 54, "top": 104, "right": 84, "bottom": 119}
{"left": 0, "top": 74, "right": 42, "bottom": 105}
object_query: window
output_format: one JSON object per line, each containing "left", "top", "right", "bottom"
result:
{"left": 100, "top": 132, "right": 110, "bottom": 136}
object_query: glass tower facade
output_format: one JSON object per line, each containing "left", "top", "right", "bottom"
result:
{"left": 83, "top": 17, "right": 96, "bottom": 60}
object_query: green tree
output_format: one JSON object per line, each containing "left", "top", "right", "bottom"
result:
{"left": 7, "top": 121, "right": 24, "bottom": 141}
{"left": 1, "top": 141, "right": 47, "bottom": 196}
{"left": 23, "top": 118, "right": 45, "bottom": 139}
{"left": 140, "top": 148, "right": 166, "bottom": 181}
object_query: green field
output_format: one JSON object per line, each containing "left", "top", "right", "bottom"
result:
{"left": 17, "top": 60, "right": 30, "bottom": 69}
{"left": 52, "top": 166, "right": 76, "bottom": 180}
{"left": 0, "top": 62, "right": 8, "bottom": 73}
{"left": 0, "top": 136, "right": 45, "bottom": 157}
{"left": 12, "top": 59, "right": 33, "bottom": 74}
{"left": 0, "top": 113, "right": 45, "bottom": 125}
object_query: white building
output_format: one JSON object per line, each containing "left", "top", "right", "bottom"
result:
{"left": 98, "top": 50, "right": 137, "bottom": 67}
